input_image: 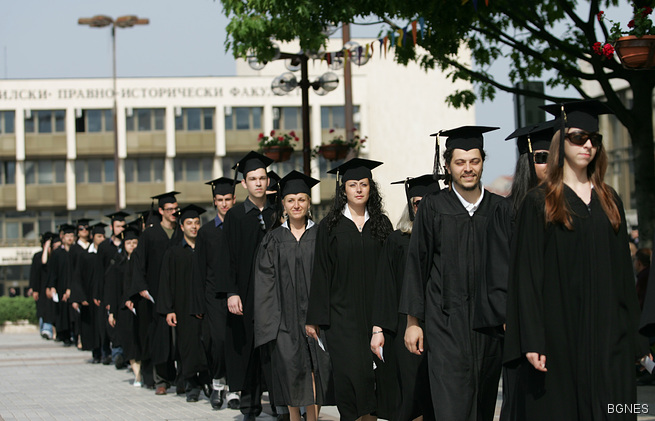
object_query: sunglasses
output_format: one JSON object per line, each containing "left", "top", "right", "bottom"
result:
{"left": 533, "top": 152, "right": 549, "bottom": 165}
{"left": 566, "top": 131, "right": 602, "bottom": 147}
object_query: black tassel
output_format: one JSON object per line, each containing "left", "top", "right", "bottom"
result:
{"left": 405, "top": 178, "right": 415, "bottom": 221}
{"left": 232, "top": 163, "right": 239, "bottom": 196}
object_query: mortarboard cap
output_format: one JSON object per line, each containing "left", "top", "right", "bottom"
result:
{"left": 40, "top": 232, "right": 55, "bottom": 246}
{"left": 75, "top": 218, "right": 92, "bottom": 229}
{"left": 91, "top": 222, "right": 108, "bottom": 236}
{"left": 174, "top": 204, "right": 207, "bottom": 223}
{"left": 327, "top": 158, "right": 382, "bottom": 182}
{"left": 151, "top": 191, "right": 180, "bottom": 208}
{"left": 205, "top": 177, "right": 234, "bottom": 197}
{"left": 121, "top": 226, "right": 140, "bottom": 241}
{"left": 278, "top": 170, "right": 320, "bottom": 198}
{"left": 59, "top": 224, "right": 75, "bottom": 235}
{"left": 391, "top": 174, "right": 442, "bottom": 221}
{"left": 232, "top": 151, "right": 274, "bottom": 176}
{"left": 267, "top": 171, "right": 281, "bottom": 192}
{"left": 434, "top": 126, "right": 499, "bottom": 151}
{"left": 106, "top": 211, "right": 130, "bottom": 222}
{"left": 505, "top": 120, "right": 556, "bottom": 155}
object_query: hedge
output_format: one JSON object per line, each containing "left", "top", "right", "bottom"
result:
{"left": 0, "top": 296, "right": 38, "bottom": 325}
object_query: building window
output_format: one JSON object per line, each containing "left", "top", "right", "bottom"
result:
{"left": 24, "top": 110, "right": 66, "bottom": 134}
{"left": 175, "top": 108, "right": 214, "bottom": 132}
{"left": 174, "top": 157, "right": 212, "bottom": 182}
{"left": 273, "top": 107, "right": 304, "bottom": 131}
{"left": 25, "top": 160, "right": 66, "bottom": 185}
{"left": 320, "top": 106, "right": 360, "bottom": 130}
{"left": 75, "top": 109, "right": 114, "bottom": 133}
{"left": 225, "top": 107, "right": 263, "bottom": 131}
{"left": 124, "top": 158, "right": 165, "bottom": 183}
{"left": 126, "top": 108, "right": 165, "bottom": 132}
{"left": 1, "top": 161, "right": 15, "bottom": 185}
{"left": 0, "top": 111, "right": 15, "bottom": 134}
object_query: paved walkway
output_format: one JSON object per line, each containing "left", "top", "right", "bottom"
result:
{"left": 1, "top": 332, "right": 655, "bottom": 420}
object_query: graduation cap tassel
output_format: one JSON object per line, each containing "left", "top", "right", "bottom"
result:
{"left": 527, "top": 136, "right": 538, "bottom": 182}
{"left": 558, "top": 104, "right": 566, "bottom": 168}
{"left": 232, "top": 163, "right": 240, "bottom": 196}
{"left": 405, "top": 178, "right": 416, "bottom": 222}
{"left": 432, "top": 133, "right": 442, "bottom": 180}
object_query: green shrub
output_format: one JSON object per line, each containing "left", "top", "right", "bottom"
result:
{"left": 0, "top": 296, "right": 37, "bottom": 325}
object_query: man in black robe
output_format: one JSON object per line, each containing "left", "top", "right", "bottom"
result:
{"left": 223, "top": 151, "right": 275, "bottom": 421}
{"left": 190, "top": 176, "right": 236, "bottom": 410}
{"left": 47, "top": 224, "right": 76, "bottom": 346}
{"left": 30, "top": 232, "right": 56, "bottom": 340}
{"left": 158, "top": 204, "right": 210, "bottom": 402}
{"left": 400, "top": 126, "right": 503, "bottom": 421}
{"left": 130, "top": 192, "right": 183, "bottom": 395}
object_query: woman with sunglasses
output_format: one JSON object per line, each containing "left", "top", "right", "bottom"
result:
{"left": 504, "top": 100, "right": 647, "bottom": 420}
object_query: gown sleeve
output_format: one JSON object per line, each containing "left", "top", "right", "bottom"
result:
{"left": 306, "top": 220, "right": 333, "bottom": 328}
{"left": 156, "top": 249, "right": 175, "bottom": 315}
{"left": 640, "top": 231, "right": 655, "bottom": 337}
{"left": 372, "top": 233, "right": 402, "bottom": 333}
{"left": 130, "top": 233, "right": 149, "bottom": 296}
{"left": 254, "top": 231, "right": 281, "bottom": 347}
{"left": 188, "top": 228, "right": 208, "bottom": 315}
{"left": 222, "top": 210, "right": 239, "bottom": 295}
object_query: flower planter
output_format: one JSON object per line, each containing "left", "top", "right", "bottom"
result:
{"left": 262, "top": 146, "right": 294, "bottom": 162}
{"left": 615, "top": 35, "right": 655, "bottom": 69}
{"left": 318, "top": 144, "right": 350, "bottom": 161}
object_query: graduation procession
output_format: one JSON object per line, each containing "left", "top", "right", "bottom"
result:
{"left": 13, "top": 97, "right": 655, "bottom": 421}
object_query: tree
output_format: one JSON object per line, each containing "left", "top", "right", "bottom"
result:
{"left": 221, "top": 0, "right": 655, "bottom": 246}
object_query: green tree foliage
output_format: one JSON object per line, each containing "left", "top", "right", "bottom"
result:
{"left": 0, "top": 296, "right": 37, "bottom": 325}
{"left": 221, "top": 0, "right": 655, "bottom": 246}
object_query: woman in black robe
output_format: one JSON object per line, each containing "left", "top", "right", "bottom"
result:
{"left": 504, "top": 100, "right": 648, "bottom": 420}
{"left": 254, "top": 171, "right": 333, "bottom": 421}
{"left": 306, "top": 159, "right": 393, "bottom": 421}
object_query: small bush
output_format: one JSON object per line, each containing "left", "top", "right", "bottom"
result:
{"left": 0, "top": 296, "right": 37, "bottom": 325}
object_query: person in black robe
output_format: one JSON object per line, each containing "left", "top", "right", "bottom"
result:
{"left": 106, "top": 226, "right": 142, "bottom": 386}
{"left": 46, "top": 224, "right": 76, "bottom": 346}
{"left": 504, "top": 100, "right": 648, "bottom": 420}
{"left": 472, "top": 122, "right": 553, "bottom": 421}
{"left": 130, "top": 192, "right": 183, "bottom": 395}
{"left": 400, "top": 127, "right": 503, "bottom": 421}
{"left": 306, "top": 159, "right": 393, "bottom": 421}
{"left": 190, "top": 176, "right": 236, "bottom": 410}
{"left": 30, "top": 232, "right": 56, "bottom": 340}
{"left": 255, "top": 171, "right": 334, "bottom": 421}
{"left": 223, "top": 151, "right": 276, "bottom": 420}
{"left": 71, "top": 223, "right": 107, "bottom": 361}
{"left": 94, "top": 211, "right": 128, "bottom": 366}
{"left": 69, "top": 218, "right": 92, "bottom": 349}
{"left": 157, "top": 205, "right": 210, "bottom": 402}
{"left": 370, "top": 174, "right": 440, "bottom": 421}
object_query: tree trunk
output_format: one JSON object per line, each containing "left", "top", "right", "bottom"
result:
{"left": 627, "top": 75, "right": 655, "bottom": 249}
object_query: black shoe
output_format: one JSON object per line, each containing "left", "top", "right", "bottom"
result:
{"left": 277, "top": 415, "right": 291, "bottom": 421}
{"left": 114, "top": 354, "right": 126, "bottom": 369}
{"left": 243, "top": 414, "right": 257, "bottom": 421}
{"left": 62, "top": 340, "right": 73, "bottom": 347}
{"left": 186, "top": 394, "right": 199, "bottom": 403}
{"left": 90, "top": 357, "right": 101, "bottom": 364}
{"left": 202, "top": 383, "right": 212, "bottom": 398}
{"left": 227, "top": 394, "right": 240, "bottom": 409}
{"left": 101, "top": 356, "right": 112, "bottom": 365}
{"left": 210, "top": 389, "right": 225, "bottom": 410}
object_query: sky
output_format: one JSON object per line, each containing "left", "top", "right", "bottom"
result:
{"left": 0, "top": 0, "right": 629, "bottom": 184}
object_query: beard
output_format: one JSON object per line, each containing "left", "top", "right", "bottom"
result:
{"left": 455, "top": 170, "right": 482, "bottom": 191}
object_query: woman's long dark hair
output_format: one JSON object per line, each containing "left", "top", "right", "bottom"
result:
{"left": 510, "top": 153, "right": 540, "bottom": 213}
{"left": 324, "top": 178, "right": 392, "bottom": 242}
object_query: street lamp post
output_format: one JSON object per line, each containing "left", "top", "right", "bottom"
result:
{"left": 78, "top": 15, "right": 149, "bottom": 211}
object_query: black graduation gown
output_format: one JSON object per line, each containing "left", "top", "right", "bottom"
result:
{"left": 306, "top": 214, "right": 392, "bottom": 421}
{"left": 47, "top": 246, "right": 72, "bottom": 336}
{"left": 94, "top": 239, "right": 119, "bottom": 346}
{"left": 254, "top": 223, "right": 334, "bottom": 407}
{"left": 223, "top": 199, "right": 275, "bottom": 391}
{"left": 398, "top": 188, "right": 502, "bottom": 421}
{"left": 639, "top": 232, "right": 655, "bottom": 337}
{"left": 130, "top": 222, "right": 183, "bottom": 365}
{"left": 157, "top": 242, "right": 207, "bottom": 379}
{"left": 30, "top": 251, "right": 55, "bottom": 324}
{"left": 105, "top": 252, "right": 141, "bottom": 361}
{"left": 504, "top": 185, "right": 647, "bottom": 421}
{"left": 189, "top": 217, "right": 229, "bottom": 380}
{"left": 372, "top": 230, "right": 433, "bottom": 421}
{"left": 70, "top": 249, "right": 99, "bottom": 351}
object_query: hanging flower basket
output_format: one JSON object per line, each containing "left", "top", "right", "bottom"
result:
{"left": 614, "top": 35, "right": 655, "bottom": 69}
{"left": 318, "top": 144, "right": 351, "bottom": 161}
{"left": 262, "top": 145, "right": 294, "bottom": 162}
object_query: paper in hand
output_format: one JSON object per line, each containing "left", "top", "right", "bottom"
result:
{"left": 131, "top": 307, "right": 137, "bottom": 316}
{"left": 641, "top": 356, "right": 655, "bottom": 374}
{"left": 379, "top": 346, "right": 385, "bottom": 363}
{"left": 146, "top": 291, "right": 155, "bottom": 303}
{"left": 53, "top": 292, "right": 59, "bottom": 303}
{"left": 317, "top": 336, "right": 325, "bottom": 352}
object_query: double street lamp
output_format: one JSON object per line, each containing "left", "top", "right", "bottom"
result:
{"left": 78, "top": 15, "right": 149, "bottom": 210}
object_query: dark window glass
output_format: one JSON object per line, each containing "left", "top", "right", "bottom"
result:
{"left": 104, "top": 110, "right": 114, "bottom": 132}
{"left": 283, "top": 107, "right": 298, "bottom": 130}
{"left": 38, "top": 111, "right": 52, "bottom": 133}
{"left": 104, "top": 159, "right": 114, "bottom": 183}
{"left": 54, "top": 160, "right": 65, "bottom": 184}
{"left": 174, "top": 159, "right": 183, "bottom": 181}
{"left": 22, "top": 222, "right": 36, "bottom": 240}
{"left": 203, "top": 108, "right": 213, "bottom": 130}
{"left": 137, "top": 109, "right": 151, "bottom": 131}
{"left": 321, "top": 108, "right": 330, "bottom": 129}
{"left": 224, "top": 109, "right": 233, "bottom": 130}
{"left": 25, "top": 161, "right": 35, "bottom": 184}
{"left": 332, "top": 107, "right": 345, "bottom": 129}
{"left": 235, "top": 108, "right": 250, "bottom": 130}
{"left": 125, "top": 114, "right": 135, "bottom": 132}
{"left": 38, "top": 219, "right": 51, "bottom": 234}
{"left": 187, "top": 109, "right": 201, "bottom": 131}
{"left": 4, "top": 161, "right": 15, "bottom": 184}
{"left": 6, "top": 222, "right": 19, "bottom": 239}
{"left": 252, "top": 107, "right": 262, "bottom": 130}
{"left": 87, "top": 110, "right": 102, "bottom": 133}
{"left": 55, "top": 111, "right": 65, "bottom": 132}
{"left": 154, "top": 109, "right": 165, "bottom": 130}
{"left": 24, "top": 114, "right": 35, "bottom": 133}
{"left": 75, "top": 113, "right": 86, "bottom": 133}
{"left": 88, "top": 159, "right": 102, "bottom": 183}
{"left": 175, "top": 114, "right": 184, "bottom": 131}
{"left": 186, "top": 159, "right": 200, "bottom": 182}
{"left": 38, "top": 161, "right": 53, "bottom": 184}
{"left": 4, "top": 111, "right": 15, "bottom": 134}
{"left": 137, "top": 158, "right": 150, "bottom": 182}
{"left": 124, "top": 159, "right": 135, "bottom": 183}
{"left": 75, "top": 160, "right": 85, "bottom": 183}
{"left": 153, "top": 159, "right": 164, "bottom": 183}
{"left": 201, "top": 157, "right": 212, "bottom": 180}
